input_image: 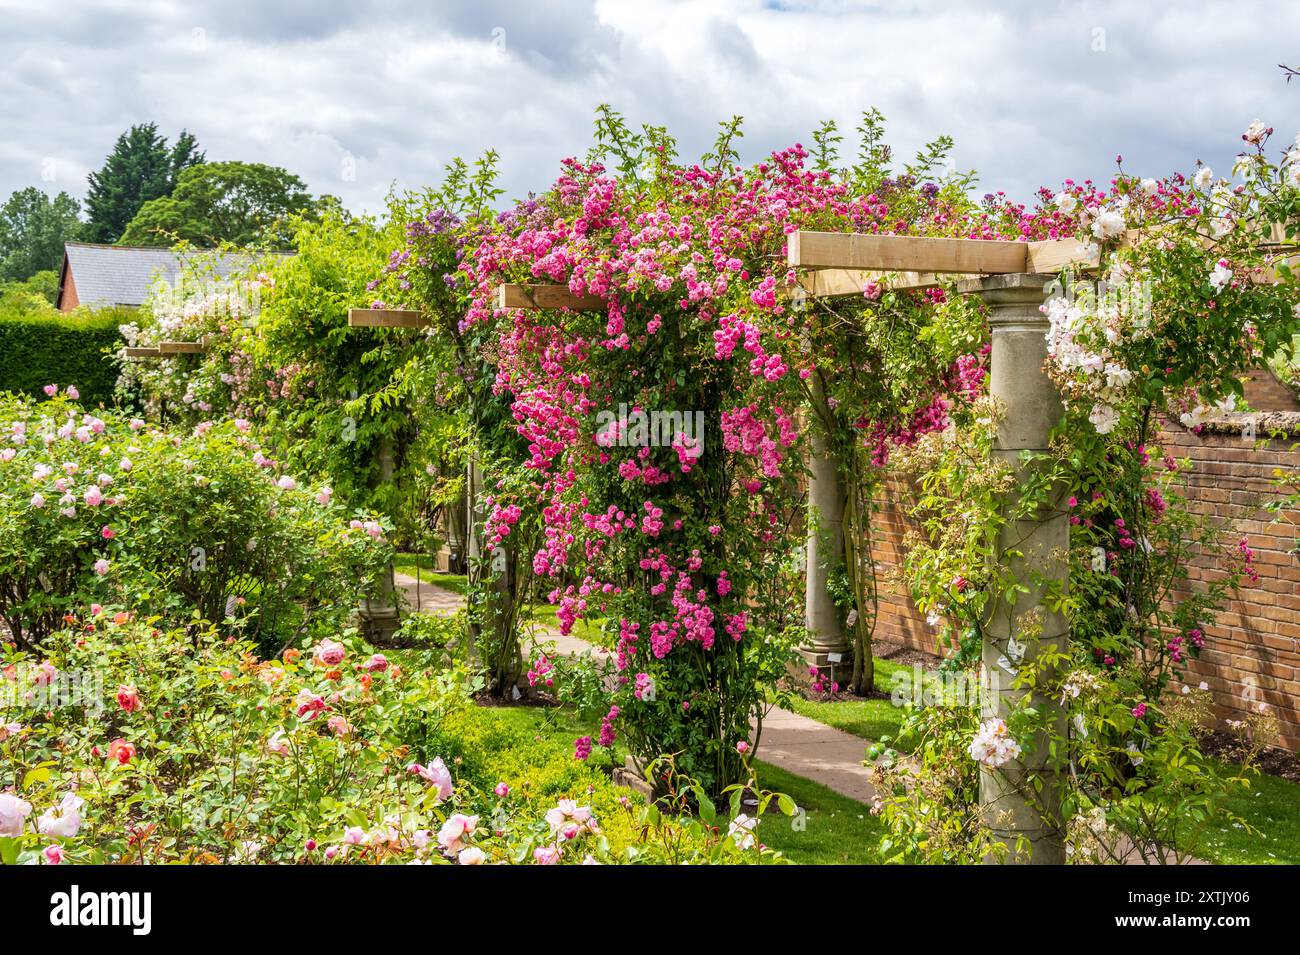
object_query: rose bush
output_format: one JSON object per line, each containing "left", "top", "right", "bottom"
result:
{"left": 0, "top": 390, "right": 391, "bottom": 655}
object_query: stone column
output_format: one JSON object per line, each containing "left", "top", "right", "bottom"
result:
{"left": 960, "top": 273, "right": 1068, "bottom": 865}
{"left": 798, "top": 374, "right": 851, "bottom": 682}
{"left": 360, "top": 436, "right": 401, "bottom": 643}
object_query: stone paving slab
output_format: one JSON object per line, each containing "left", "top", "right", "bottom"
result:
{"left": 393, "top": 572, "right": 463, "bottom": 616}
{"left": 755, "top": 705, "right": 878, "bottom": 803}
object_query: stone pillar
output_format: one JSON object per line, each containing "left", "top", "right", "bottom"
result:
{"left": 360, "top": 436, "right": 401, "bottom": 643}
{"left": 960, "top": 273, "right": 1068, "bottom": 865}
{"left": 798, "top": 375, "right": 851, "bottom": 682}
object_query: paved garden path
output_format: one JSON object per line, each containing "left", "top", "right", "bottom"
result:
{"left": 392, "top": 571, "right": 465, "bottom": 615}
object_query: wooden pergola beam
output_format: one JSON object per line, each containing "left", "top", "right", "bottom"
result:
{"left": 789, "top": 231, "right": 1031, "bottom": 274}
{"left": 496, "top": 283, "right": 604, "bottom": 311}
{"left": 799, "top": 268, "right": 944, "bottom": 297}
{"left": 347, "top": 308, "right": 431, "bottom": 328}
{"left": 788, "top": 230, "right": 1110, "bottom": 282}
{"left": 123, "top": 346, "right": 163, "bottom": 358}
{"left": 158, "top": 341, "right": 207, "bottom": 355}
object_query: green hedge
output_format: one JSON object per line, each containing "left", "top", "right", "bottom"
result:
{"left": 0, "top": 306, "right": 127, "bottom": 406}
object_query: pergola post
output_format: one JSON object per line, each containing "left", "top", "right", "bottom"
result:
{"left": 798, "top": 373, "right": 851, "bottom": 682}
{"left": 359, "top": 435, "right": 401, "bottom": 643}
{"left": 961, "top": 273, "right": 1068, "bottom": 864}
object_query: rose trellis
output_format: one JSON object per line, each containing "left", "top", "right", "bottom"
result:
{"left": 352, "top": 117, "right": 1299, "bottom": 858}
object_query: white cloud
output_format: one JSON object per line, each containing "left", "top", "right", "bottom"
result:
{"left": 2, "top": 0, "right": 1297, "bottom": 218}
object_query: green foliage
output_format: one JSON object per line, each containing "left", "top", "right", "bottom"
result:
{"left": 121, "top": 161, "right": 314, "bottom": 248}
{"left": 0, "top": 187, "right": 83, "bottom": 282}
{"left": 248, "top": 205, "right": 440, "bottom": 542}
{"left": 0, "top": 304, "right": 125, "bottom": 405}
{"left": 2, "top": 269, "right": 60, "bottom": 307}
{"left": 84, "top": 123, "right": 202, "bottom": 243}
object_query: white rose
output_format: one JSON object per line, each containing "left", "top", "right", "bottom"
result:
{"left": 1090, "top": 208, "right": 1126, "bottom": 241}
{"left": 1054, "top": 192, "right": 1078, "bottom": 214}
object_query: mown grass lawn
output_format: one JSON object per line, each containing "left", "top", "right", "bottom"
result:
{"left": 751, "top": 760, "right": 886, "bottom": 864}
{"left": 1189, "top": 766, "right": 1300, "bottom": 865}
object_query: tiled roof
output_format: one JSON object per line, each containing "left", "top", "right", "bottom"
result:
{"left": 61, "top": 242, "right": 290, "bottom": 308}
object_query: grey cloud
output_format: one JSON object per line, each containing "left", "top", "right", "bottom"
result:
{"left": 1, "top": 0, "right": 1298, "bottom": 224}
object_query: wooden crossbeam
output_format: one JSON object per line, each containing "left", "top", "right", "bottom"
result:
{"left": 347, "top": 308, "right": 431, "bottom": 328}
{"left": 497, "top": 283, "right": 604, "bottom": 311}
{"left": 789, "top": 231, "right": 1030, "bottom": 274}
{"left": 1025, "top": 236, "right": 1101, "bottom": 273}
{"left": 123, "top": 346, "right": 163, "bottom": 358}
{"left": 800, "top": 268, "right": 944, "bottom": 297}
{"left": 789, "top": 230, "right": 1115, "bottom": 280}
{"left": 158, "top": 341, "right": 207, "bottom": 355}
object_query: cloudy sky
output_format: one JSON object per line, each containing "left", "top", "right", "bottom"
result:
{"left": 2, "top": 0, "right": 1298, "bottom": 217}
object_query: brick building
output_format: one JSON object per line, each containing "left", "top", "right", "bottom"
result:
{"left": 55, "top": 242, "right": 282, "bottom": 311}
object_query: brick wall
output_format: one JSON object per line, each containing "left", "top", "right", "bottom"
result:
{"left": 866, "top": 370, "right": 1300, "bottom": 752}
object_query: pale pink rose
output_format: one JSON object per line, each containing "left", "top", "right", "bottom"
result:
{"left": 93, "top": 559, "right": 111, "bottom": 576}
{"left": 65, "top": 386, "right": 79, "bottom": 400}
{"left": 234, "top": 419, "right": 251, "bottom": 432}
{"left": 30, "top": 493, "right": 45, "bottom": 508}
{"left": 315, "top": 487, "right": 333, "bottom": 505}
{"left": 533, "top": 845, "right": 561, "bottom": 865}
{"left": 0, "top": 449, "right": 13, "bottom": 462}
{"left": 267, "top": 730, "right": 291, "bottom": 756}
{"left": 42, "top": 384, "right": 57, "bottom": 397}
{"left": 43, "top": 844, "right": 64, "bottom": 865}
{"left": 129, "top": 419, "right": 145, "bottom": 431}
{"left": 312, "top": 639, "right": 346, "bottom": 667}
{"left": 362, "top": 653, "right": 388, "bottom": 672}
{"left": 83, "top": 485, "right": 103, "bottom": 507}
{"left": 437, "top": 813, "right": 478, "bottom": 853}
{"left": 0, "top": 793, "right": 31, "bottom": 836}
{"left": 326, "top": 715, "right": 352, "bottom": 738}
{"left": 276, "top": 475, "right": 297, "bottom": 491}
{"left": 37, "top": 793, "right": 84, "bottom": 838}
{"left": 0, "top": 722, "right": 21, "bottom": 742}
{"left": 458, "top": 846, "right": 486, "bottom": 865}
{"left": 343, "top": 826, "right": 368, "bottom": 845}
{"left": 34, "top": 662, "right": 58, "bottom": 686}
{"left": 494, "top": 782, "right": 510, "bottom": 798}
{"left": 409, "top": 757, "right": 454, "bottom": 801}
{"left": 118, "top": 457, "right": 133, "bottom": 472}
